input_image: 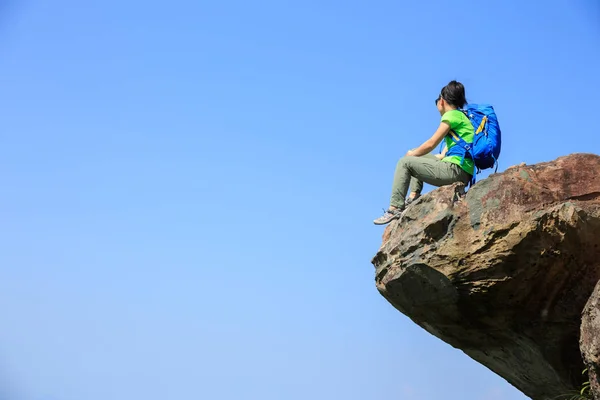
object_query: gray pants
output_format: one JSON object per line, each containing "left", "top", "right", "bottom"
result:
{"left": 390, "top": 153, "right": 472, "bottom": 208}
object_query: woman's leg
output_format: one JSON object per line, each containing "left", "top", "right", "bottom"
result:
{"left": 390, "top": 155, "right": 470, "bottom": 209}
{"left": 408, "top": 153, "right": 439, "bottom": 198}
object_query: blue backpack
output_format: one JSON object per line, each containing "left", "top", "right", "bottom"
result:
{"left": 445, "top": 104, "right": 502, "bottom": 185}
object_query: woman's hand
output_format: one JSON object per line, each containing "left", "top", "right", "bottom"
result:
{"left": 406, "top": 149, "right": 416, "bottom": 157}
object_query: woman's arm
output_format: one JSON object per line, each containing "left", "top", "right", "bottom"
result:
{"left": 407, "top": 122, "right": 450, "bottom": 157}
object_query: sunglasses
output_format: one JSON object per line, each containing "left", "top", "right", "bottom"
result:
{"left": 435, "top": 95, "right": 442, "bottom": 105}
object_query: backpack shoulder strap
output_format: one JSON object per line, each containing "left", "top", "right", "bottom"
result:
{"left": 448, "top": 129, "right": 461, "bottom": 143}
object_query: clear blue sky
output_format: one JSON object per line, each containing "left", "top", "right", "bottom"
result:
{"left": 0, "top": 1, "right": 598, "bottom": 399}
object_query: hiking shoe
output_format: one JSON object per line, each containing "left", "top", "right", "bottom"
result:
{"left": 373, "top": 207, "right": 404, "bottom": 225}
{"left": 406, "top": 194, "right": 421, "bottom": 206}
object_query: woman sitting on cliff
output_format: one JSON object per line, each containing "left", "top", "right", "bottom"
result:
{"left": 373, "top": 80, "right": 474, "bottom": 225}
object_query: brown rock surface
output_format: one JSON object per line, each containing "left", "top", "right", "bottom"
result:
{"left": 372, "top": 153, "right": 600, "bottom": 400}
{"left": 581, "top": 280, "right": 600, "bottom": 400}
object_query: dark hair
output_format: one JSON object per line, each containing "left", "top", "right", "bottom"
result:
{"left": 439, "top": 80, "right": 467, "bottom": 109}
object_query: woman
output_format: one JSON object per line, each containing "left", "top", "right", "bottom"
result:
{"left": 373, "top": 80, "right": 474, "bottom": 225}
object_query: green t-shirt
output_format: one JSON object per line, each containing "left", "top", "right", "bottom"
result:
{"left": 441, "top": 110, "right": 475, "bottom": 175}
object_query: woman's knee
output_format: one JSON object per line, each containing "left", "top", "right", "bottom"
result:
{"left": 397, "top": 155, "right": 418, "bottom": 167}
{"left": 396, "top": 156, "right": 406, "bottom": 169}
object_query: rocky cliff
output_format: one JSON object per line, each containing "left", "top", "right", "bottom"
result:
{"left": 372, "top": 153, "right": 600, "bottom": 400}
